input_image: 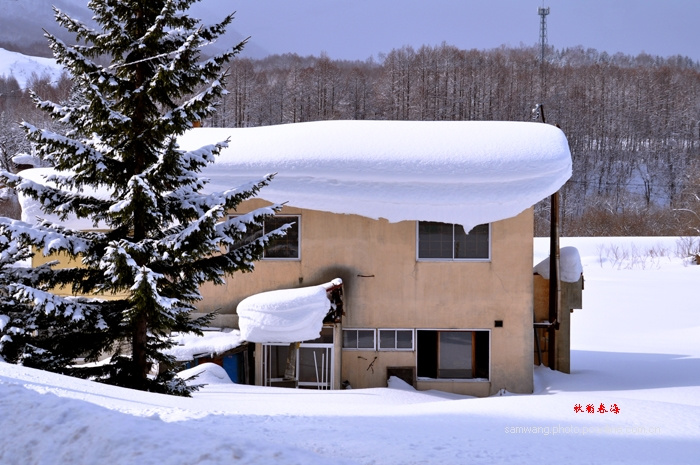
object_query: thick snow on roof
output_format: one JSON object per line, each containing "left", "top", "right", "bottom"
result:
{"left": 16, "top": 121, "right": 571, "bottom": 232}
{"left": 533, "top": 246, "right": 584, "bottom": 282}
{"left": 237, "top": 281, "right": 338, "bottom": 344}
{"left": 182, "top": 120, "right": 572, "bottom": 231}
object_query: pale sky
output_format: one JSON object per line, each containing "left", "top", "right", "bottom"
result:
{"left": 190, "top": 0, "right": 699, "bottom": 62}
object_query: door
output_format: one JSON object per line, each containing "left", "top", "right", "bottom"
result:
{"left": 297, "top": 344, "right": 333, "bottom": 390}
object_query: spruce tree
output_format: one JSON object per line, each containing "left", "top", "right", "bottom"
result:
{"left": 0, "top": 0, "right": 284, "bottom": 395}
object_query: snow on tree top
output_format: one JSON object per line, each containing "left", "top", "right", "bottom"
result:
{"left": 183, "top": 120, "right": 572, "bottom": 231}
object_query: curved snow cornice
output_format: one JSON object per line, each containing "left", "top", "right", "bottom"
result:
{"left": 185, "top": 120, "right": 572, "bottom": 231}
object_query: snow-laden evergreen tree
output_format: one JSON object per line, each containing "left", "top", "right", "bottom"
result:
{"left": 0, "top": 0, "right": 286, "bottom": 395}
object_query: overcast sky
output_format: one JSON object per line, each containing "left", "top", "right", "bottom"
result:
{"left": 187, "top": 0, "right": 699, "bottom": 62}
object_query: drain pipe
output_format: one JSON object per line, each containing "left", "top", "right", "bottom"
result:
{"left": 548, "top": 191, "right": 561, "bottom": 370}
{"left": 535, "top": 103, "right": 561, "bottom": 370}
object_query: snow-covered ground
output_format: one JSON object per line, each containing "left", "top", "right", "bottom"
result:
{"left": 1, "top": 236, "right": 699, "bottom": 464}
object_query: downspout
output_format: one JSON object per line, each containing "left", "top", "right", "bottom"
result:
{"left": 535, "top": 104, "right": 561, "bottom": 370}
{"left": 548, "top": 191, "right": 561, "bottom": 370}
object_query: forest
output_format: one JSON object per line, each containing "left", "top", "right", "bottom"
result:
{"left": 2, "top": 43, "right": 699, "bottom": 236}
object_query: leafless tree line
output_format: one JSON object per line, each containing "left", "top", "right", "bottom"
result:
{"left": 2, "top": 44, "right": 699, "bottom": 235}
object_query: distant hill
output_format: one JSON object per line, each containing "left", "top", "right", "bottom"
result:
{"left": 0, "top": 47, "right": 65, "bottom": 89}
{"left": 0, "top": 0, "right": 88, "bottom": 57}
{"left": 0, "top": 0, "right": 267, "bottom": 59}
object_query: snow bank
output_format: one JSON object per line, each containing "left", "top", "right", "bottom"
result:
{"left": 183, "top": 120, "right": 572, "bottom": 231}
{"left": 1, "top": 236, "right": 699, "bottom": 465}
{"left": 237, "top": 282, "right": 336, "bottom": 343}
{"left": 177, "top": 362, "right": 233, "bottom": 385}
{"left": 533, "top": 246, "right": 583, "bottom": 282}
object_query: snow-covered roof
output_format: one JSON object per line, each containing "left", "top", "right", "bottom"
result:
{"left": 237, "top": 280, "right": 340, "bottom": 344}
{"left": 16, "top": 120, "right": 571, "bottom": 232}
{"left": 183, "top": 120, "right": 572, "bottom": 231}
{"left": 533, "top": 246, "right": 583, "bottom": 283}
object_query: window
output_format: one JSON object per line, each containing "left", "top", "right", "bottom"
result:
{"left": 233, "top": 215, "right": 300, "bottom": 259}
{"left": 378, "top": 329, "right": 414, "bottom": 351}
{"left": 416, "top": 330, "right": 489, "bottom": 380}
{"left": 417, "top": 222, "right": 490, "bottom": 260}
{"left": 342, "top": 329, "right": 376, "bottom": 350}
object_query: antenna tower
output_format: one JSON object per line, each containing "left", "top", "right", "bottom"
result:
{"left": 538, "top": 6, "right": 550, "bottom": 63}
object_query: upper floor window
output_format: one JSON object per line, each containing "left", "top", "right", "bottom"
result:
{"left": 233, "top": 215, "right": 300, "bottom": 260}
{"left": 417, "top": 222, "right": 490, "bottom": 260}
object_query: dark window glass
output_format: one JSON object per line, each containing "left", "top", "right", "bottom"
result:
{"left": 264, "top": 216, "right": 299, "bottom": 259}
{"left": 418, "top": 222, "right": 453, "bottom": 259}
{"left": 454, "top": 223, "right": 489, "bottom": 259}
{"left": 396, "top": 330, "right": 413, "bottom": 349}
{"left": 379, "top": 329, "right": 414, "bottom": 350}
{"left": 343, "top": 329, "right": 375, "bottom": 349}
{"left": 418, "top": 222, "right": 489, "bottom": 260}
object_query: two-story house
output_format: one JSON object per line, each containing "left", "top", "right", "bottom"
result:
{"left": 177, "top": 120, "right": 573, "bottom": 396}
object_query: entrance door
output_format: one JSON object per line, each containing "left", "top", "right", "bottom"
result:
{"left": 298, "top": 344, "right": 333, "bottom": 390}
{"left": 262, "top": 327, "right": 335, "bottom": 389}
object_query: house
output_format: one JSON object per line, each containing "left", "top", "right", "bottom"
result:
{"left": 19, "top": 120, "right": 575, "bottom": 396}
{"left": 178, "top": 120, "right": 575, "bottom": 396}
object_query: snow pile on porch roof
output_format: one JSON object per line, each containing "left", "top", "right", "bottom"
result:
{"left": 237, "top": 280, "right": 339, "bottom": 344}
{"left": 164, "top": 329, "right": 245, "bottom": 362}
{"left": 181, "top": 120, "right": 572, "bottom": 230}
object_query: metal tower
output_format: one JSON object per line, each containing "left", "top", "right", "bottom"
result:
{"left": 538, "top": 6, "right": 550, "bottom": 63}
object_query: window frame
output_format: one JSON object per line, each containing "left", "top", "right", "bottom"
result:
{"left": 378, "top": 328, "right": 415, "bottom": 351}
{"left": 416, "top": 221, "right": 491, "bottom": 262}
{"left": 230, "top": 214, "right": 301, "bottom": 261}
{"left": 416, "top": 329, "right": 490, "bottom": 381}
{"left": 342, "top": 328, "right": 376, "bottom": 351}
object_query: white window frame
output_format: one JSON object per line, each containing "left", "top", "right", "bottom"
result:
{"left": 229, "top": 214, "right": 301, "bottom": 261}
{"left": 378, "top": 329, "right": 415, "bottom": 351}
{"left": 416, "top": 221, "right": 491, "bottom": 262}
{"left": 342, "top": 328, "right": 376, "bottom": 350}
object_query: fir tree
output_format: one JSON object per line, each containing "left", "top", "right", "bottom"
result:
{"left": 0, "top": 0, "right": 285, "bottom": 395}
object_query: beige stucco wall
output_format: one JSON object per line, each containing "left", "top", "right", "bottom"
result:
{"left": 200, "top": 199, "right": 535, "bottom": 396}
{"left": 31, "top": 249, "right": 128, "bottom": 300}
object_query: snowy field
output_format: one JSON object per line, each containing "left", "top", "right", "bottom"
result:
{"left": 1, "top": 236, "right": 699, "bottom": 465}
